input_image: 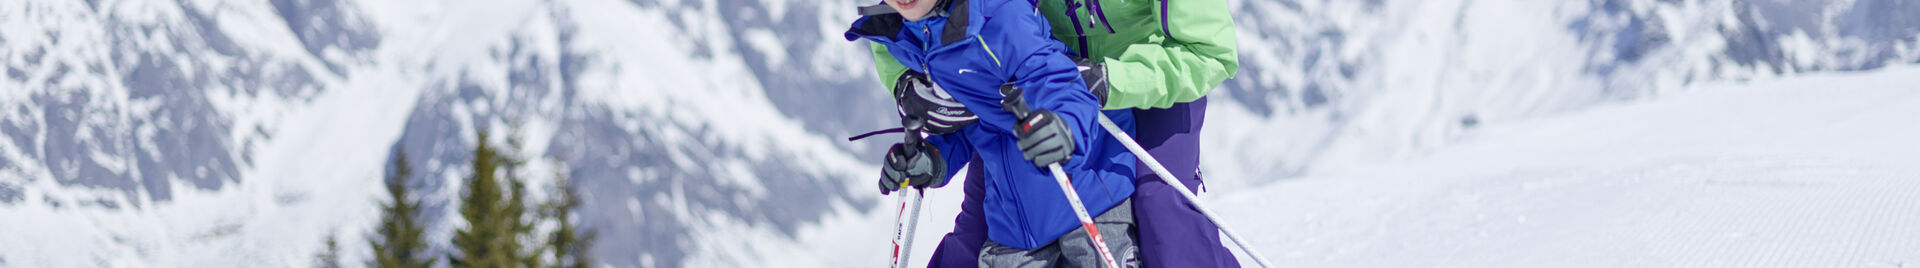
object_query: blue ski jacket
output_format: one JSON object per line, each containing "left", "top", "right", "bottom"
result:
{"left": 846, "top": 0, "right": 1139, "bottom": 250}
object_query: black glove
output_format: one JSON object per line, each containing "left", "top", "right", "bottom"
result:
{"left": 878, "top": 141, "right": 949, "bottom": 195}
{"left": 894, "top": 70, "right": 978, "bottom": 134}
{"left": 1013, "top": 109, "right": 1076, "bottom": 167}
{"left": 999, "top": 84, "right": 1078, "bottom": 167}
{"left": 1075, "top": 58, "right": 1109, "bottom": 107}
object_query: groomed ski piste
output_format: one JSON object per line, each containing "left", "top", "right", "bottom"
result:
{"left": 836, "top": 66, "right": 1920, "bottom": 267}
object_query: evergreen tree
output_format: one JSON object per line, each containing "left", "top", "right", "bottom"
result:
{"left": 452, "top": 131, "right": 522, "bottom": 268}
{"left": 544, "top": 166, "right": 595, "bottom": 268}
{"left": 370, "top": 150, "right": 434, "bottom": 268}
{"left": 316, "top": 233, "right": 342, "bottom": 268}
{"left": 501, "top": 126, "right": 542, "bottom": 268}
{"left": 504, "top": 167, "right": 538, "bottom": 267}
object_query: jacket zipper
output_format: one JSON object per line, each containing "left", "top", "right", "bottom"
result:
{"left": 922, "top": 25, "right": 933, "bottom": 71}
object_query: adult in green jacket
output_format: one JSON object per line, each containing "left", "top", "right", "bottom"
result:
{"left": 869, "top": 0, "right": 1240, "bottom": 266}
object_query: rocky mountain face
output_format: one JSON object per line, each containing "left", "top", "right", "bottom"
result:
{"left": 1212, "top": 0, "right": 1920, "bottom": 180}
{"left": 1, "top": 0, "right": 368, "bottom": 206}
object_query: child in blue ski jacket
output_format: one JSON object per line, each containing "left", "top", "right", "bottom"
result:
{"left": 846, "top": 0, "right": 1140, "bottom": 262}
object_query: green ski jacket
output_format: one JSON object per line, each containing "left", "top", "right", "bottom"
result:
{"left": 869, "top": 0, "right": 1239, "bottom": 110}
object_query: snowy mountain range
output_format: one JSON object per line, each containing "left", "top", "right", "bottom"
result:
{"left": 2, "top": 0, "right": 1917, "bottom": 267}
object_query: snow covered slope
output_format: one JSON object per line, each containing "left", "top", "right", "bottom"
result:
{"left": 1209, "top": 0, "right": 1920, "bottom": 185}
{"left": 1213, "top": 67, "right": 1920, "bottom": 267}
{"left": 0, "top": 0, "right": 398, "bottom": 266}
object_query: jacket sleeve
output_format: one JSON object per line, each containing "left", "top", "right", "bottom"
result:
{"left": 992, "top": 1, "right": 1103, "bottom": 161}
{"left": 923, "top": 131, "right": 973, "bottom": 179}
{"left": 870, "top": 42, "right": 912, "bottom": 93}
{"left": 1101, "top": 0, "right": 1240, "bottom": 109}
{"left": 873, "top": 42, "right": 968, "bottom": 178}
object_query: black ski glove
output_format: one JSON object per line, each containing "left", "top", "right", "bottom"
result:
{"left": 1013, "top": 109, "right": 1076, "bottom": 167}
{"left": 878, "top": 141, "right": 949, "bottom": 195}
{"left": 895, "top": 70, "right": 978, "bottom": 134}
{"left": 1000, "top": 85, "right": 1077, "bottom": 167}
{"left": 1075, "top": 57, "right": 1109, "bottom": 107}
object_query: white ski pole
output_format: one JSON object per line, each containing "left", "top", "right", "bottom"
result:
{"left": 1045, "top": 163, "right": 1123, "bottom": 268}
{"left": 889, "top": 184, "right": 925, "bottom": 268}
{"left": 1095, "top": 114, "right": 1275, "bottom": 268}
{"left": 888, "top": 118, "right": 936, "bottom": 268}
{"left": 1001, "top": 85, "right": 1121, "bottom": 268}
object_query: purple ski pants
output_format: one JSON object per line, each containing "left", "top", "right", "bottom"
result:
{"left": 926, "top": 98, "right": 1239, "bottom": 267}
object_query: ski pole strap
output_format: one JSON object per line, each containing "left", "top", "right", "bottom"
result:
{"left": 848, "top": 127, "right": 908, "bottom": 142}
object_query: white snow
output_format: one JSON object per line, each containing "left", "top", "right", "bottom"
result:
{"left": 742, "top": 29, "right": 789, "bottom": 67}
{"left": 1203, "top": 0, "right": 1920, "bottom": 186}
{"left": 854, "top": 64, "right": 1920, "bottom": 268}
{"left": 1204, "top": 67, "right": 1920, "bottom": 267}
{"left": 0, "top": 45, "right": 426, "bottom": 268}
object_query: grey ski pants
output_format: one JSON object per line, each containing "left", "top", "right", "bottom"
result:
{"left": 978, "top": 198, "right": 1140, "bottom": 268}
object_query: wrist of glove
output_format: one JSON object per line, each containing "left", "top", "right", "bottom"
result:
{"left": 1075, "top": 58, "right": 1109, "bottom": 107}
{"left": 895, "top": 70, "right": 978, "bottom": 134}
{"left": 1014, "top": 110, "right": 1076, "bottom": 167}
{"left": 878, "top": 141, "right": 950, "bottom": 195}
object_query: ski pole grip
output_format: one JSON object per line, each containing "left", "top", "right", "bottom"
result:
{"left": 901, "top": 116, "right": 926, "bottom": 155}
{"left": 999, "top": 83, "right": 1031, "bottom": 118}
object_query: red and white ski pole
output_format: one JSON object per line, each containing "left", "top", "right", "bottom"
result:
{"left": 1095, "top": 114, "right": 1274, "bottom": 268}
{"left": 888, "top": 182, "right": 925, "bottom": 268}
{"left": 1043, "top": 163, "right": 1122, "bottom": 268}
{"left": 889, "top": 119, "right": 932, "bottom": 268}
{"left": 1002, "top": 85, "right": 1122, "bottom": 268}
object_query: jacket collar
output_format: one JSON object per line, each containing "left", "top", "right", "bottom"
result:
{"left": 845, "top": 0, "right": 974, "bottom": 46}
{"left": 938, "top": 0, "right": 970, "bottom": 45}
